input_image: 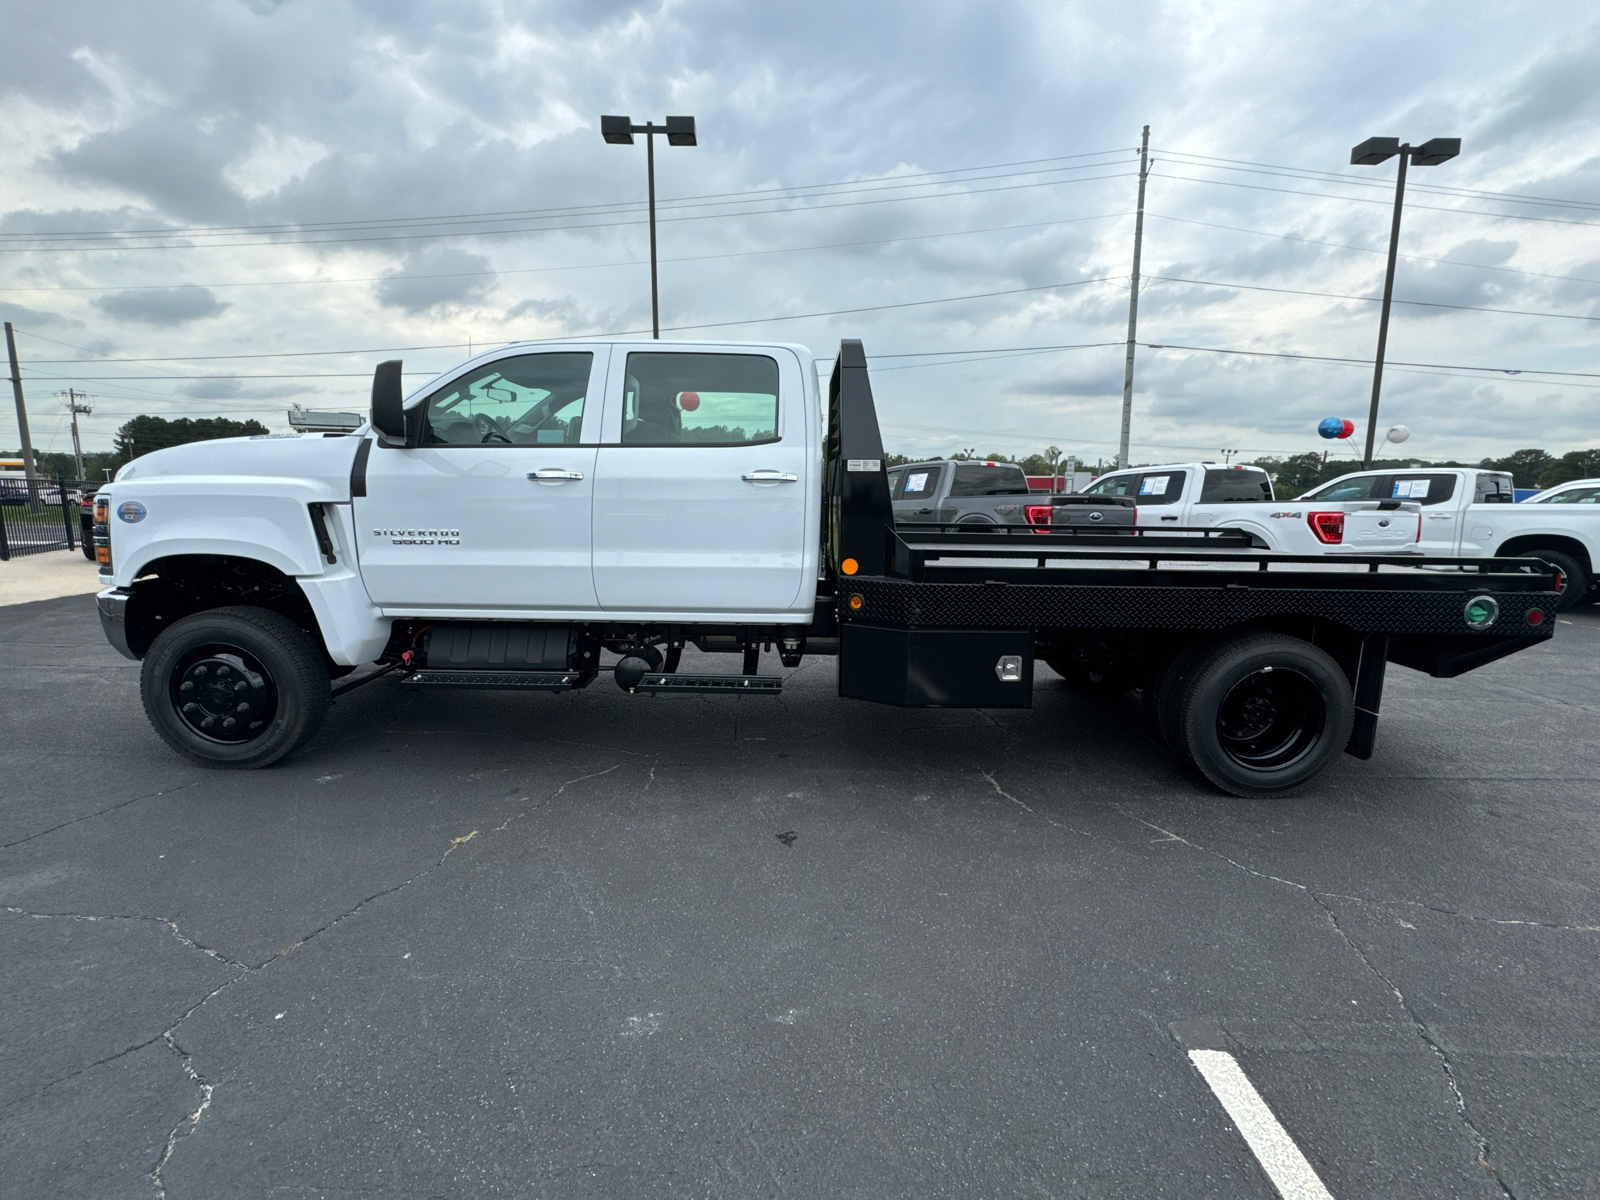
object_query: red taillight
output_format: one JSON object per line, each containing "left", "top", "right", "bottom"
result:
{"left": 1024, "top": 504, "right": 1053, "bottom": 528}
{"left": 1309, "top": 511, "right": 1345, "bottom": 544}
{"left": 1527, "top": 609, "right": 1545, "bottom": 626}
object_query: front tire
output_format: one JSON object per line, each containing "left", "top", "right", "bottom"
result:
{"left": 140, "top": 606, "right": 329, "bottom": 768}
{"left": 1176, "top": 633, "right": 1353, "bottom": 797}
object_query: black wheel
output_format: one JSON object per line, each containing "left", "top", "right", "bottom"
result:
{"left": 140, "top": 606, "right": 329, "bottom": 768}
{"left": 1176, "top": 633, "right": 1353, "bottom": 797}
{"left": 1515, "top": 549, "right": 1589, "bottom": 612}
{"left": 1142, "top": 637, "right": 1218, "bottom": 758}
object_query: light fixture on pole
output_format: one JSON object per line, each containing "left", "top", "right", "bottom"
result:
{"left": 1350, "top": 134, "right": 1459, "bottom": 470}
{"left": 601, "top": 114, "right": 697, "bottom": 339}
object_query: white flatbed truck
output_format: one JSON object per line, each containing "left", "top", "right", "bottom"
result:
{"left": 93, "top": 340, "right": 1557, "bottom": 796}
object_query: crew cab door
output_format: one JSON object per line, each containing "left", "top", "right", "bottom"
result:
{"left": 353, "top": 348, "right": 607, "bottom": 611}
{"left": 1082, "top": 468, "right": 1187, "bottom": 525}
{"left": 893, "top": 463, "right": 944, "bottom": 522}
{"left": 1385, "top": 471, "right": 1461, "bottom": 553}
{"left": 590, "top": 346, "right": 809, "bottom": 613}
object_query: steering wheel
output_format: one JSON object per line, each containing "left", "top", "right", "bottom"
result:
{"left": 474, "top": 413, "right": 512, "bottom": 444}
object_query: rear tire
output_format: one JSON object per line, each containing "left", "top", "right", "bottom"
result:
{"left": 1176, "top": 633, "right": 1353, "bottom": 797}
{"left": 1515, "top": 548, "right": 1589, "bottom": 612}
{"left": 140, "top": 606, "right": 329, "bottom": 769}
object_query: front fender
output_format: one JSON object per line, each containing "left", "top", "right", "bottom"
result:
{"left": 107, "top": 478, "right": 331, "bottom": 586}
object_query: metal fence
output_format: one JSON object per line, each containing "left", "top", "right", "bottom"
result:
{"left": 0, "top": 478, "right": 99, "bottom": 561}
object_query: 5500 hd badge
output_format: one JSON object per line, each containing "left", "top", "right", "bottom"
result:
{"left": 373, "top": 529, "right": 461, "bottom": 545}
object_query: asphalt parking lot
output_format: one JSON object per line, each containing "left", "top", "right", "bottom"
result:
{"left": 3, "top": 593, "right": 1597, "bottom": 1198}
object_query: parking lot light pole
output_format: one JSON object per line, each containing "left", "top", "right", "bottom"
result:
{"left": 1350, "top": 135, "right": 1459, "bottom": 468}
{"left": 602, "top": 114, "right": 697, "bottom": 339}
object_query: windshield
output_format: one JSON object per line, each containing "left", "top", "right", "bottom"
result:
{"left": 1301, "top": 475, "right": 1385, "bottom": 502}
{"left": 1533, "top": 484, "right": 1600, "bottom": 504}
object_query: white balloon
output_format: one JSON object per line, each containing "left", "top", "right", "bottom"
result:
{"left": 1386, "top": 425, "right": 1411, "bottom": 444}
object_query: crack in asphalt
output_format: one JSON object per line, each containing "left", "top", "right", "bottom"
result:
{"left": 5, "top": 759, "right": 628, "bottom": 1196}
{"left": 1, "top": 780, "right": 203, "bottom": 849}
{"left": 1308, "top": 890, "right": 1517, "bottom": 1199}
{"left": 1117, "top": 813, "right": 1520, "bottom": 1197}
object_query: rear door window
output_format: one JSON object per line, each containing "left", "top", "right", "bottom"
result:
{"left": 1388, "top": 473, "right": 1457, "bottom": 506}
{"left": 900, "top": 466, "right": 941, "bottom": 500}
{"left": 620, "top": 352, "right": 779, "bottom": 445}
{"left": 887, "top": 468, "right": 905, "bottom": 499}
{"left": 1200, "top": 468, "right": 1272, "bottom": 503}
{"left": 1133, "top": 471, "right": 1184, "bottom": 506}
{"left": 948, "top": 463, "right": 1029, "bottom": 496}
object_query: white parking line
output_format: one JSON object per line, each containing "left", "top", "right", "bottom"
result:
{"left": 1188, "top": 1049, "right": 1335, "bottom": 1200}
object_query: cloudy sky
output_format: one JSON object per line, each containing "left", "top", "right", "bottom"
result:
{"left": 2, "top": 0, "right": 1597, "bottom": 467}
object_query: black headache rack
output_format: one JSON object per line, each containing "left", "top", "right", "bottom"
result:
{"left": 820, "top": 338, "right": 1557, "bottom": 717}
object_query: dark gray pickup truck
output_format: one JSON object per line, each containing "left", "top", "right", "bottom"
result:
{"left": 888, "top": 459, "right": 1034, "bottom": 525}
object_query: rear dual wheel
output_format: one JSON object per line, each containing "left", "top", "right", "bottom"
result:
{"left": 1145, "top": 633, "right": 1353, "bottom": 797}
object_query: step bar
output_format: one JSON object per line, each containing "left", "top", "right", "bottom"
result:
{"left": 401, "top": 669, "right": 782, "bottom": 695}
{"left": 403, "top": 669, "right": 587, "bottom": 691}
{"left": 632, "top": 673, "right": 782, "bottom": 695}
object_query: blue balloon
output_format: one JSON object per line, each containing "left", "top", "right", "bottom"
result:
{"left": 1317, "top": 417, "right": 1344, "bottom": 439}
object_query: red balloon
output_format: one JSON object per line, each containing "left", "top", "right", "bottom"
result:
{"left": 678, "top": 391, "right": 700, "bottom": 412}
{"left": 1339, "top": 419, "right": 1355, "bottom": 439}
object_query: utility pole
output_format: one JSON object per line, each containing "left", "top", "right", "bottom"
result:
{"left": 5, "top": 321, "right": 41, "bottom": 502}
{"left": 57, "top": 388, "right": 93, "bottom": 479}
{"left": 1118, "top": 126, "right": 1151, "bottom": 470}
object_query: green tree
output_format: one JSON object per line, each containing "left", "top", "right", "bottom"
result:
{"left": 114, "top": 415, "right": 270, "bottom": 462}
{"left": 1537, "top": 449, "right": 1600, "bottom": 489}
{"left": 1478, "top": 448, "right": 1553, "bottom": 489}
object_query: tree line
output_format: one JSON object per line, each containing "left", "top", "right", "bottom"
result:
{"left": 5, "top": 415, "right": 269, "bottom": 480}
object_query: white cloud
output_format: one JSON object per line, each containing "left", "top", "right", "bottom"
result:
{"left": 223, "top": 128, "right": 330, "bottom": 200}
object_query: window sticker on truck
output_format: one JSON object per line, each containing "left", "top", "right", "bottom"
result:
{"left": 1393, "top": 479, "right": 1431, "bottom": 498}
{"left": 905, "top": 472, "right": 929, "bottom": 492}
{"left": 1139, "top": 476, "right": 1169, "bottom": 495}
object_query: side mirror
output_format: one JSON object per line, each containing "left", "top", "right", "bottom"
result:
{"left": 371, "top": 360, "right": 406, "bottom": 443}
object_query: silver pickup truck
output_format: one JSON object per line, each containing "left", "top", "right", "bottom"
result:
{"left": 887, "top": 459, "right": 1034, "bottom": 526}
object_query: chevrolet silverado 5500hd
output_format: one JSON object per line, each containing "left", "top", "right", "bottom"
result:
{"left": 93, "top": 340, "right": 1557, "bottom": 796}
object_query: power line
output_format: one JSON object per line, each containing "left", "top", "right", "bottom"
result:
{"left": 1144, "top": 212, "right": 1600, "bottom": 288}
{"left": 1143, "top": 274, "right": 1600, "bottom": 323}
{"left": 1140, "top": 341, "right": 1600, "bottom": 379}
{"left": 0, "top": 170, "right": 1139, "bottom": 254}
{"left": 1151, "top": 170, "right": 1600, "bottom": 229}
{"left": 1152, "top": 149, "right": 1600, "bottom": 214}
{"left": 0, "top": 148, "right": 1137, "bottom": 242}
{"left": 0, "top": 211, "right": 1132, "bottom": 298}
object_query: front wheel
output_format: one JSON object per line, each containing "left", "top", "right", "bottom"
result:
{"left": 140, "top": 606, "right": 330, "bottom": 768}
{"left": 1175, "top": 633, "right": 1353, "bottom": 797}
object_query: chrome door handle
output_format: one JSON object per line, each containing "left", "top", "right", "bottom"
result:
{"left": 742, "top": 470, "right": 798, "bottom": 482}
{"left": 528, "top": 468, "right": 584, "bottom": 482}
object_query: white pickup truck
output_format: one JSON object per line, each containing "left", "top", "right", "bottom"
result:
{"left": 90, "top": 339, "right": 1559, "bottom": 796}
{"left": 1297, "top": 467, "right": 1599, "bottom": 609}
{"left": 1078, "top": 462, "right": 1425, "bottom": 554}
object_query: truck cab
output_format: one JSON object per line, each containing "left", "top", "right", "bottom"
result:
{"left": 885, "top": 459, "right": 1033, "bottom": 526}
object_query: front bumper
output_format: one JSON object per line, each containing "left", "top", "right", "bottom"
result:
{"left": 97, "top": 586, "right": 138, "bottom": 660}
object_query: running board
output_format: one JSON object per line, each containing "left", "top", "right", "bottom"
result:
{"left": 633, "top": 673, "right": 783, "bottom": 695}
{"left": 403, "top": 669, "right": 586, "bottom": 691}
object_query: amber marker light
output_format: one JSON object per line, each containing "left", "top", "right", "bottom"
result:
{"left": 848, "top": 595, "right": 864, "bottom": 610}
{"left": 841, "top": 558, "right": 858, "bottom": 575}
